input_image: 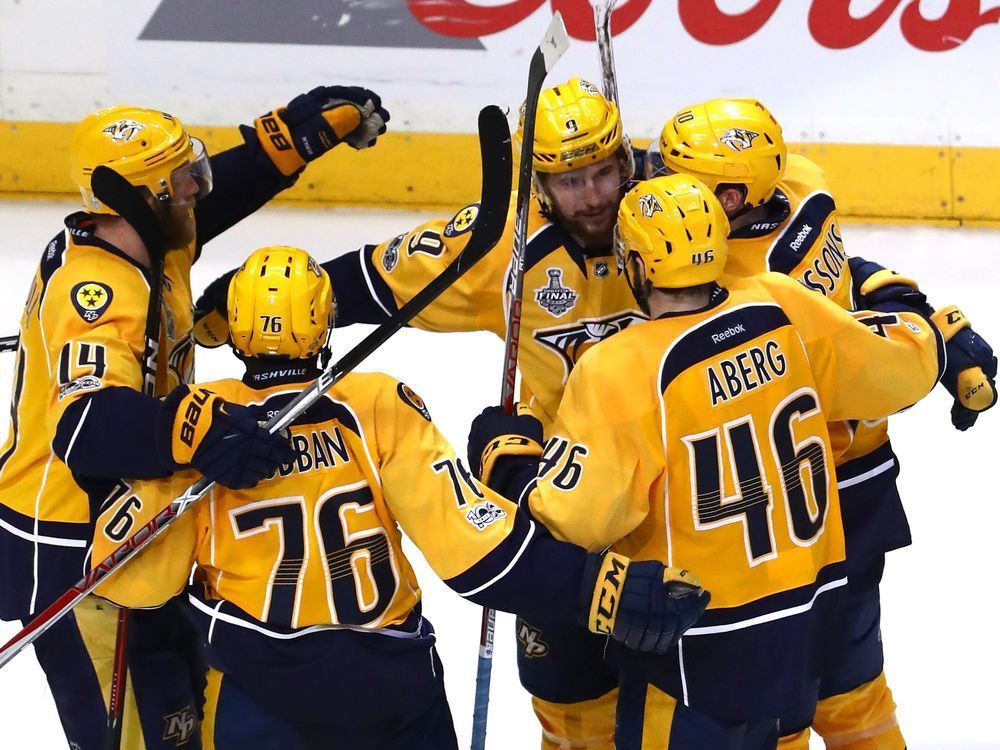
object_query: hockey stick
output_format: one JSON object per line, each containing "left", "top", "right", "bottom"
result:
{"left": 0, "top": 104, "right": 512, "bottom": 672}
{"left": 472, "top": 13, "right": 569, "bottom": 750}
{"left": 0, "top": 336, "right": 16, "bottom": 353}
{"left": 592, "top": 0, "right": 621, "bottom": 106}
{"left": 88, "top": 164, "right": 168, "bottom": 750}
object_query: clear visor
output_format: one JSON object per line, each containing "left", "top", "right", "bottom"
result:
{"left": 644, "top": 141, "right": 673, "bottom": 179}
{"left": 535, "top": 153, "right": 631, "bottom": 207}
{"left": 167, "top": 137, "right": 213, "bottom": 207}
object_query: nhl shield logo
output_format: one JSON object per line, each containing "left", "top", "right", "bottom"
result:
{"left": 720, "top": 128, "right": 759, "bottom": 152}
{"left": 638, "top": 193, "right": 663, "bottom": 219}
{"left": 71, "top": 281, "right": 113, "bottom": 323}
{"left": 103, "top": 119, "right": 146, "bottom": 143}
{"left": 534, "top": 268, "right": 578, "bottom": 318}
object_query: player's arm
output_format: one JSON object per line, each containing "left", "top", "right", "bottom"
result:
{"left": 848, "top": 255, "right": 997, "bottom": 430}
{"left": 44, "top": 266, "right": 290, "bottom": 487}
{"left": 765, "top": 272, "right": 944, "bottom": 422}
{"left": 193, "top": 202, "right": 511, "bottom": 347}
{"left": 195, "top": 85, "right": 390, "bottom": 247}
{"left": 373, "top": 377, "right": 706, "bottom": 648}
{"left": 90, "top": 472, "right": 204, "bottom": 609}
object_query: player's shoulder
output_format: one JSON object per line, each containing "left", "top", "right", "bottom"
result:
{"left": 334, "top": 371, "right": 434, "bottom": 422}
{"left": 779, "top": 153, "right": 833, "bottom": 200}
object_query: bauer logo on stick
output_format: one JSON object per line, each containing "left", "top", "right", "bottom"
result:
{"left": 720, "top": 128, "right": 760, "bottom": 152}
{"left": 71, "top": 281, "right": 113, "bottom": 323}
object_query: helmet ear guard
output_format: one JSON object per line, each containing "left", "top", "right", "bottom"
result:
{"left": 70, "top": 106, "right": 213, "bottom": 215}
{"left": 655, "top": 99, "right": 786, "bottom": 207}
{"left": 228, "top": 246, "right": 335, "bottom": 360}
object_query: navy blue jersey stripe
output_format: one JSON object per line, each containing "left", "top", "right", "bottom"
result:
{"left": 524, "top": 224, "right": 588, "bottom": 278}
{"left": 766, "top": 192, "right": 836, "bottom": 276}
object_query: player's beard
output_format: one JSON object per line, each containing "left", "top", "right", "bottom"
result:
{"left": 162, "top": 204, "right": 196, "bottom": 250}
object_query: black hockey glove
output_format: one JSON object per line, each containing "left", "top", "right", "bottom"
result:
{"left": 931, "top": 305, "right": 998, "bottom": 430}
{"left": 163, "top": 387, "right": 293, "bottom": 490}
{"left": 582, "top": 552, "right": 709, "bottom": 654}
{"left": 192, "top": 269, "right": 236, "bottom": 349}
{"left": 252, "top": 85, "right": 390, "bottom": 176}
{"left": 848, "top": 256, "right": 932, "bottom": 316}
{"left": 467, "top": 404, "right": 543, "bottom": 484}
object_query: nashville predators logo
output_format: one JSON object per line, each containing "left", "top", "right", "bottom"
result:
{"left": 71, "top": 281, "right": 113, "bottom": 323}
{"left": 444, "top": 203, "right": 480, "bottom": 238}
{"left": 516, "top": 619, "right": 550, "bottom": 658}
{"left": 162, "top": 705, "right": 196, "bottom": 746}
{"left": 102, "top": 119, "right": 146, "bottom": 143}
{"left": 638, "top": 193, "right": 663, "bottom": 219}
{"left": 720, "top": 128, "right": 759, "bottom": 152}
{"left": 535, "top": 311, "right": 648, "bottom": 383}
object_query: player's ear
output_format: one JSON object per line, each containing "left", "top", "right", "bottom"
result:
{"left": 714, "top": 186, "right": 746, "bottom": 214}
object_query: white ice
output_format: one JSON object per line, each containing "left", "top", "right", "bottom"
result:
{"left": 0, "top": 201, "right": 997, "bottom": 749}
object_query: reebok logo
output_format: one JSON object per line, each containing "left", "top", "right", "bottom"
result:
{"left": 711, "top": 324, "right": 746, "bottom": 344}
{"left": 789, "top": 224, "right": 813, "bottom": 252}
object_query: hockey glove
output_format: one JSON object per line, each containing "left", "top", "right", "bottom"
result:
{"left": 848, "top": 256, "right": 932, "bottom": 316}
{"left": 253, "top": 85, "right": 390, "bottom": 176}
{"left": 931, "top": 305, "right": 998, "bottom": 431}
{"left": 166, "top": 387, "right": 294, "bottom": 489}
{"left": 193, "top": 269, "right": 236, "bottom": 348}
{"left": 582, "top": 552, "right": 709, "bottom": 655}
{"left": 467, "top": 404, "right": 544, "bottom": 484}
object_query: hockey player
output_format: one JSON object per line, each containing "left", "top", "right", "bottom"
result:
{"left": 645, "top": 98, "right": 997, "bottom": 749}
{"left": 192, "top": 77, "right": 645, "bottom": 749}
{"left": 91, "top": 245, "right": 709, "bottom": 750}
{"left": 0, "top": 87, "right": 389, "bottom": 749}
{"left": 468, "top": 174, "right": 944, "bottom": 749}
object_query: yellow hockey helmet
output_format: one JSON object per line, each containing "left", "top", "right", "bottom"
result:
{"left": 228, "top": 246, "right": 335, "bottom": 359}
{"left": 518, "top": 77, "right": 634, "bottom": 177}
{"left": 70, "top": 106, "right": 212, "bottom": 215}
{"left": 615, "top": 174, "right": 730, "bottom": 289}
{"left": 648, "top": 99, "right": 786, "bottom": 207}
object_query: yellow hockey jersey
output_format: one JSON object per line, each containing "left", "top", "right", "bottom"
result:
{"left": 0, "top": 216, "right": 193, "bottom": 528}
{"left": 355, "top": 198, "right": 644, "bottom": 429}
{"left": 525, "top": 273, "right": 942, "bottom": 718}
{"left": 92, "top": 370, "right": 582, "bottom": 634}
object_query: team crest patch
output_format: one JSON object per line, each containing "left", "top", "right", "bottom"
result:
{"left": 444, "top": 203, "right": 479, "bottom": 238}
{"left": 162, "top": 705, "right": 196, "bottom": 746}
{"left": 103, "top": 119, "right": 146, "bottom": 143}
{"left": 71, "top": 281, "right": 113, "bottom": 323}
{"left": 720, "top": 128, "right": 759, "bottom": 152}
{"left": 465, "top": 500, "right": 507, "bottom": 531}
{"left": 534, "top": 268, "right": 578, "bottom": 318}
{"left": 397, "top": 382, "right": 431, "bottom": 421}
{"left": 382, "top": 233, "right": 404, "bottom": 273}
{"left": 638, "top": 193, "right": 663, "bottom": 218}
{"left": 517, "top": 619, "right": 550, "bottom": 658}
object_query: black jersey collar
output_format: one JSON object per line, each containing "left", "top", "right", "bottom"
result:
{"left": 728, "top": 190, "right": 792, "bottom": 240}
{"left": 242, "top": 357, "right": 322, "bottom": 388}
{"left": 654, "top": 284, "right": 730, "bottom": 320}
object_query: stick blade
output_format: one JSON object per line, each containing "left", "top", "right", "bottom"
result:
{"left": 541, "top": 12, "right": 570, "bottom": 72}
{"left": 91, "top": 165, "right": 166, "bottom": 258}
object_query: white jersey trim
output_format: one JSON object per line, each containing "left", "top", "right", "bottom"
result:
{"left": 456, "top": 519, "right": 537, "bottom": 597}
{"left": 836, "top": 458, "right": 896, "bottom": 490}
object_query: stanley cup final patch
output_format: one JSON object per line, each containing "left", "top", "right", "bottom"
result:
{"left": 535, "top": 268, "right": 578, "bottom": 318}
{"left": 71, "top": 281, "right": 113, "bottom": 323}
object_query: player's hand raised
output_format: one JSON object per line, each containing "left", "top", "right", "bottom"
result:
{"left": 932, "top": 305, "right": 998, "bottom": 430}
{"left": 252, "top": 85, "right": 390, "bottom": 176}
{"left": 193, "top": 269, "right": 235, "bottom": 349}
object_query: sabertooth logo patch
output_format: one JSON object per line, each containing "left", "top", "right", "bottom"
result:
{"left": 397, "top": 382, "right": 431, "bottom": 421}
{"left": 517, "top": 619, "right": 550, "bottom": 658}
{"left": 162, "top": 706, "right": 196, "bottom": 746}
{"left": 382, "top": 233, "right": 404, "bottom": 273}
{"left": 720, "top": 128, "right": 759, "bottom": 152}
{"left": 465, "top": 500, "right": 507, "bottom": 531}
{"left": 103, "top": 119, "right": 146, "bottom": 143}
{"left": 71, "top": 281, "right": 113, "bottom": 323}
{"left": 535, "top": 311, "right": 648, "bottom": 383}
{"left": 534, "top": 268, "right": 578, "bottom": 318}
{"left": 638, "top": 193, "right": 663, "bottom": 219}
{"left": 444, "top": 203, "right": 479, "bottom": 238}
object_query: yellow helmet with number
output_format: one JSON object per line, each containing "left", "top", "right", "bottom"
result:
{"left": 518, "top": 77, "right": 634, "bottom": 177}
{"left": 615, "top": 174, "right": 730, "bottom": 289}
{"left": 228, "top": 246, "right": 334, "bottom": 359}
{"left": 649, "top": 99, "right": 786, "bottom": 207}
{"left": 70, "top": 106, "right": 212, "bottom": 215}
